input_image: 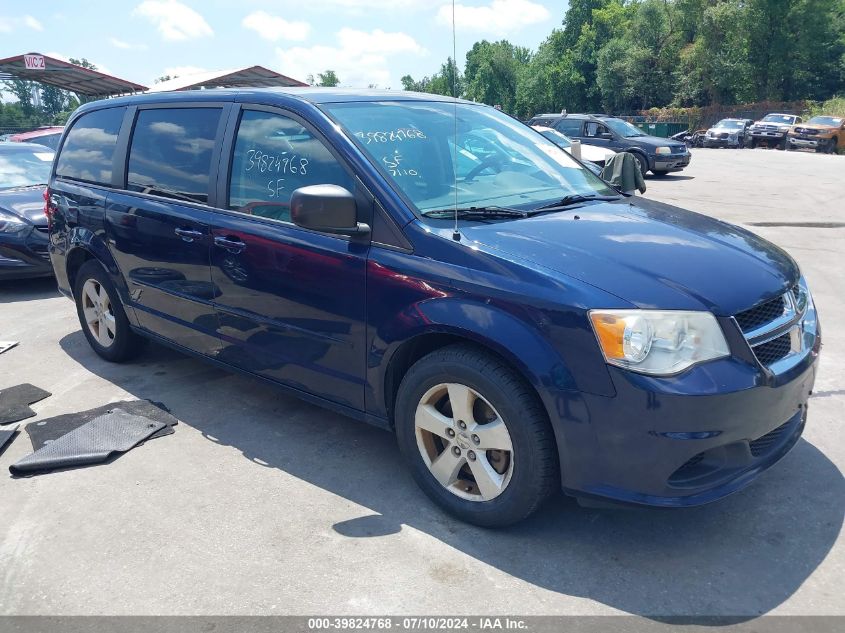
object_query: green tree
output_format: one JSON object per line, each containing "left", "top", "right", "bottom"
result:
{"left": 463, "top": 40, "right": 529, "bottom": 112}
{"left": 316, "top": 70, "right": 340, "bottom": 87}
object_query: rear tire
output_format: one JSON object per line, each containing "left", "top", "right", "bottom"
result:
{"left": 74, "top": 260, "right": 146, "bottom": 362}
{"left": 394, "top": 344, "right": 558, "bottom": 527}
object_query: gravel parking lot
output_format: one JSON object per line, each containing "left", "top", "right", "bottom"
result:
{"left": 1, "top": 148, "right": 843, "bottom": 618}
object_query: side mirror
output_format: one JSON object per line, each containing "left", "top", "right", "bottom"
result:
{"left": 599, "top": 131, "right": 613, "bottom": 140}
{"left": 290, "top": 184, "right": 370, "bottom": 236}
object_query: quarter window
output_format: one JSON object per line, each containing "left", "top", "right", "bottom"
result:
{"left": 228, "top": 110, "right": 354, "bottom": 223}
{"left": 55, "top": 107, "right": 125, "bottom": 185}
{"left": 127, "top": 108, "right": 221, "bottom": 204}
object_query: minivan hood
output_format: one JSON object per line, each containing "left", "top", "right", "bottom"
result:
{"left": 460, "top": 198, "right": 798, "bottom": 315}
{"left": 0, "top": 186, "right": 46, "bottom": 225}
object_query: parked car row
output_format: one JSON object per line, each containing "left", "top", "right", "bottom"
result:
{"left": 526, "top": 113, "right": 691, "bottom": 176}
{"left": 0, "top": 126, "right": 65, "bottom": 150}
{"left": 673, "top": 113, "right": 844, "bottom": 153}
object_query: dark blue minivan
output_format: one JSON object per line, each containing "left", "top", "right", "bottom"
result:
{"left": 46, "top": 89, "right": 820, "bottom": 526}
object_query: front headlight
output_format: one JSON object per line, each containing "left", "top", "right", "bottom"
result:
{"left": 589, "top": 310, "right": 730, "bottom": 376}
{"left": 0, "top": 210, "right": 28, "bottom": 234}
{"left": 655, "top": 146, "right": 672, "bottom": 155}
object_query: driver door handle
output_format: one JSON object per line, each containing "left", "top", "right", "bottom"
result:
{"left": 214, "top": 235, "right": 247, "bottom": 254}
{"left": 174, "top": 227, "right": 204, "bottom": 242}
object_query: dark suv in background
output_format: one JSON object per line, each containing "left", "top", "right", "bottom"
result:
{"left": 526, "top": 113, "right": 691, "bottom": 176}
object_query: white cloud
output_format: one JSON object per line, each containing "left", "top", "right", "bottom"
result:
{"left": 437, "top": 0, "right": 550, "bottom": 35}
{"left": 133, "top": 0, "right": 213, "bottom": 41}
{"left": 0, "top": 14, "right": 44, "bottom": 32}
{"left": 161, "top": 65, "right": 209, "bottom": 78}
{"left": 242, "top": 11, "right": 310, "bottom": 42}
{"left": 110, "top": 37, "right": 147, "bottom": 50}
{"left": 276, "top": 28, "right": 424, "bottom": 89}
{"left": 23, "top": 15, "right": 43, "bottom": 31}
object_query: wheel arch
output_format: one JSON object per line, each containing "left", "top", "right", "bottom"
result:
{"left": 379, "top": 303, "right": 578, "bottom": 431}
{"left": 65, "top": 228, "right": 133, "bottom": 308}
{"left": 625, "top": 147, "right": 650, "bottom": 173}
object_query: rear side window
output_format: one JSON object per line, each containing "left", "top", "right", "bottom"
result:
{"left": 55, "top": 107, "right": 125, "bottom": 185}
{"left": 228, "top": 110, "right": 354, "bottom": 223}
{"left": 127, "top": 108, "right": 221, "bottom": 204}
{"left": 555, "top": 119, "right": 583, "bottom": 136}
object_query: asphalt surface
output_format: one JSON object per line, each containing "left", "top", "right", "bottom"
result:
{"left": 0, "top": 147, "right": 843, "bottom": 617}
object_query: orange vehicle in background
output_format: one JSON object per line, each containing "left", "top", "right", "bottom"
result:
{"left": 787, "top": 115, "right": 845, "bottom": 153}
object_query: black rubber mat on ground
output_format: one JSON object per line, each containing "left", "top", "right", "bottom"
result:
{"left": 24, "top": 400, "right": 177, "bottom": 451}
{"left": 10, "top": 408, "right": 166, "bottom": 475}
{"left": 0, "top": 384, "right": 51, "bottom": 425}
{"left": 0, "top": 425, "right": 17, "bottom": 458}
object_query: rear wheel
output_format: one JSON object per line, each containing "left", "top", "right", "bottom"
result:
{"left": 395, "top": 344, "right": 558, "bottom": 527}
{"left": 74, "top": 260, "right": 146, "bottom": 362}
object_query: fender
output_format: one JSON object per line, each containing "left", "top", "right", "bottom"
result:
{"left": 368, "top": 295, "right": 600, "bottom": 491}
{"left": 65, "top": 226, "right": 139, "bottom": 326}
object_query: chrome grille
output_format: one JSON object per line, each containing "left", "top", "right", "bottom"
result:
{"left": 753, "top": 333, "right": 792, "bottom": 366}
{"left": 735, "top": 295, "right": 787, "bottom": 333}
{"left": 734, "top": 283, "right": 810, "bottom": 370}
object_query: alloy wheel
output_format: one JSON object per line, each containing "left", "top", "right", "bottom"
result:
{"left": 414, "top": 382, "right": 514, "bottom": 502}
{"left": 81, "top": 278, "right": 116, "bottom": 348}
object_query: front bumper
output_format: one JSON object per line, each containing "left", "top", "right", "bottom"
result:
{"left": 704, "top": 137, "right": 741, "bottom": 147}
{"left": 0, "top": 226, "right": 53, "bottom": 280}
{"left": 653, "top": 152, "right": 691, "bottom": 172}
{"left": 750, "top": 130, "right": 787, "bottom": 141}
{"left": 788, "top": 136, "right": 824, "bottom": 148}
{"left": 561, "top": 324, "right": 820, "bottom": 508}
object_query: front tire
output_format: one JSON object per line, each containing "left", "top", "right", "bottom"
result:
{"left": 394, "top": 344, "right": 558, "bottom": 527}
{"left": 74, "top": 260, "right": 146, "bottom": 362}
{"left": 632, "top": 152, "right": 649, "bottom": 177}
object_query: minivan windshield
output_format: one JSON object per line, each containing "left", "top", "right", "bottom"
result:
{"left": 602, "top": 118, "right": 646, "bottom": 138}
{"left": 0, "top": 146, "right": 54, "bottom": 190}
{"left": 323, "top": 101, "right": 615, "bottom": 218}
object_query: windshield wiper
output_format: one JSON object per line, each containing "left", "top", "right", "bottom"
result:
{"left": 529, "top": 194, "right": 621, "bottom": 214}
{"left": 421, "top": 206, "right": 528, "bottom": 219}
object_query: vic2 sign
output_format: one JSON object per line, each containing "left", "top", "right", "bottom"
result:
{"left": 24, "top": 55, "right": 45, "bottom": 70}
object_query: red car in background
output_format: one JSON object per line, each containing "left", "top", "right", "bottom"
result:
{"left": 8, "top": 126, "right": 64, "bottom": 151}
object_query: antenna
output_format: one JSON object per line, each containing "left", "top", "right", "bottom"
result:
{"left": 451, "top": 0, "right": 461, "bottom": 241}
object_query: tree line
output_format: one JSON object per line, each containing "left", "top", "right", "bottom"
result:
{"left": 401, "top": 0, "right": 845, "bottom": 118}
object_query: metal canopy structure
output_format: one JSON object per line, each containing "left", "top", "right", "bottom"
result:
{"left": 0, "top": 52, "right": 147, "bottom": 96}
{"left": 147, "top": 66, "right": 307, "bottom": 93}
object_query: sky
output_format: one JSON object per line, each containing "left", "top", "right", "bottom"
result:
{"left": 0, "top": 0, "right": 564, "bottom": 91}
